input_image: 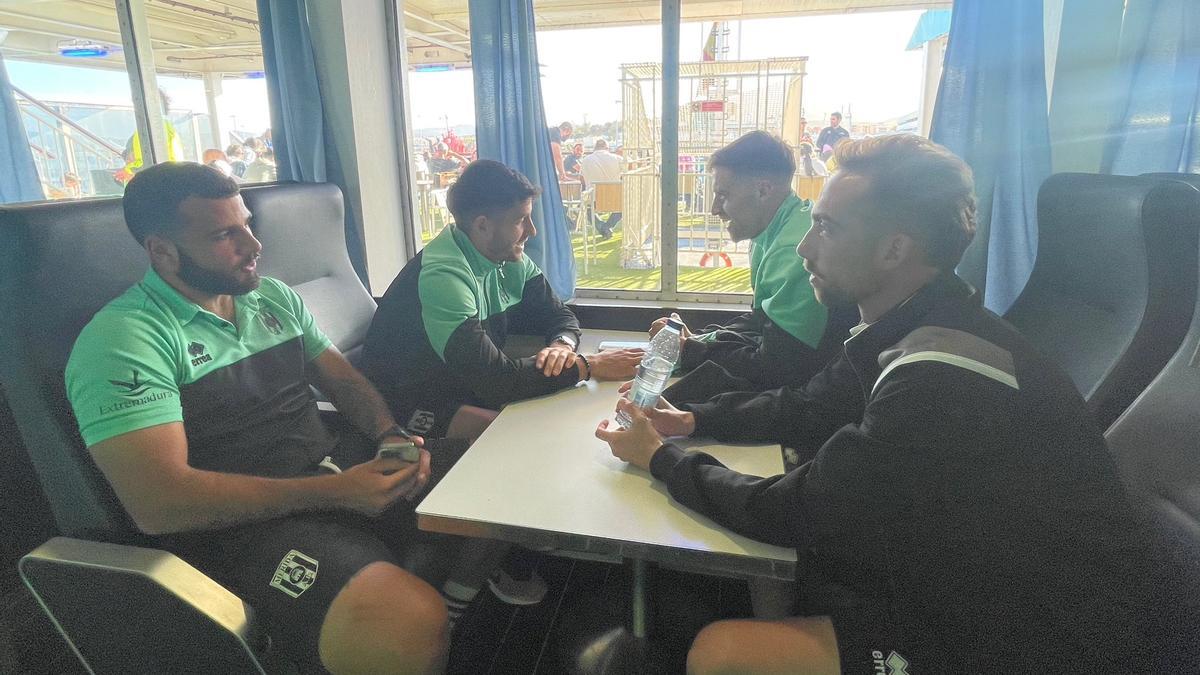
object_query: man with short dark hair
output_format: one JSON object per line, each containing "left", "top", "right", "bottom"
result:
{"left": 650, "top": 130, "right": 851, "bottom": 398}
{"left": 815, "top": 111, "right": 850, "bottom": 156}
{"left": 66, "top": 162, "right": 449, "bottom": 673}
{"left": 597, "top": 135, "right": 1155, "bottom": 673}
{"left": 363, "top": 159, "right": 640, "bottom": 443}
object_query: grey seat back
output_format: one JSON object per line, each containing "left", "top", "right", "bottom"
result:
{"left": 0, "top": 196, "right": 146, "bottom": 538}
{"left": 1103, "top": 202, "right": 1200, "bottom": 660}
{"left": 1003, "top": 173, "right": 1200, "bottom": 429}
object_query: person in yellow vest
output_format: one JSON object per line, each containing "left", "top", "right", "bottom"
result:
{"left": 117, "top": 90, "right": 184, "bottom": 184}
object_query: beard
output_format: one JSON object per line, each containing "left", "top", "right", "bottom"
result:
{"left": 177, "top": 248, "right": 260, "bottom": 296}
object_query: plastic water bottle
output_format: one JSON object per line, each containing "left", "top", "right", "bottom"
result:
{"left": 616, "top": 318, "right": 684, "bottom": 428}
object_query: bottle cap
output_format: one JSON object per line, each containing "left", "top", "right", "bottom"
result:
{"left": 666, "top": 318, "right": 685, "bottom": 331}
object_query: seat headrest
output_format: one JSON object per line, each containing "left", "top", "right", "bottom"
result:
{"left": 1005, "top": 173, "right": 1200, "bottom": 426}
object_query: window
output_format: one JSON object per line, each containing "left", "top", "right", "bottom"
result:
{"left": 535, "top": 16, "right": 665, "bottom": 294}
{"left": 128, "top": 0, "right": 273, "bottom": 183}
{"left": 533, "top": 4, "right": 946, "bottom": 301}
{"left": 400, "top": 2, "right": 474, "bottom": 252}
{"left": 1, "top": 1, "right": 137, "bottom": 202}
{"left": 0, "top": 0, "right": 275, "bottom": 205}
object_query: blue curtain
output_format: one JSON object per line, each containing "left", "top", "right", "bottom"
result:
{"left": 257, "top": 0, "right": 367, "bottom": 283}
{"left": 1102, "top": 0, "right": 1200, "bottom": 175}
{"left": 931, "top": 0, "right": 1052, "bottom": 314}
{"left": 468, "top": 0, "right": 576, "bottom": 299}
{"left": 0, "top": 53, "right": 42, "bottom": 204}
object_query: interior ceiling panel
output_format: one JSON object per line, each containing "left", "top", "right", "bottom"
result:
{"left": 0, "top": 0, "right": 947, "bottom": 75}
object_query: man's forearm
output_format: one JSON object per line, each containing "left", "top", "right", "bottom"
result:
{"left": 324, "top": 372, "right": 395, "bottom": 437}
{"left": 142, "top": 469, "right": 343, "bottom": 535}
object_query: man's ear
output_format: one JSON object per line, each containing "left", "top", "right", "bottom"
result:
{"left": 470, "top": 214, "right": 490, "bottom": 236}
{"left": 877, "top": 232, "right": 918, "bottom": 271}
{"left": 145, "top": 234, "right": 178, "bottom": 270}
{"left": 755, "top": 177, "right": 774, "bottom": 200}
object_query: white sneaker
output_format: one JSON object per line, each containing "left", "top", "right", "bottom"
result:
{"left": 487, "top": 568, "right": 547, "bottom": 606}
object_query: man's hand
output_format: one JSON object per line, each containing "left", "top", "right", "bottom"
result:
{"left": 338, "top": 447, "right": 432, "bottom": 515}
{"left": 595, "top": 400, "right": 666, "bottom": 471}
{"left": 536, "top": 344, "right": 579, "bottom": 376}
{"left": 585, "top": 348, "right": 644, "bottom": 381}
{"left": 649, "top": 312, "right": 692, "bottom": 340}
{"left": 615, "top": 384, "right": 696, "bottom": 437}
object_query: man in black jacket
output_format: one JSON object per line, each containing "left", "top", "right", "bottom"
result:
{"left": 363, "top": 160, "right": 640, "bottom": 442}
{"left": 596, "top": 135, "right": 1155, "bottom": 672}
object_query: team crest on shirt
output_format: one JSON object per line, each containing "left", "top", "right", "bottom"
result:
{"left": 259, "top": 309, "right": 283, "bottom": 335}
{"left": 407, "top": 410, "right": 436, "bottom": 435}
{"left": 270, "top": 549, "right": 318, "bottom": 598}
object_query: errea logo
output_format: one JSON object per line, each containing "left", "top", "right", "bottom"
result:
{"left": 187, "top": 341, "right": 212, "bottom": 366}
{"left": 872, "top": 650, "right": 910, "bottom": 675}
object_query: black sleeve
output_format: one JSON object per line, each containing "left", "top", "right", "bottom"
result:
{"left": 682, "top": 315, "right": 829, "bottom": 389}
{"left": 680, "top": 311, "right": 760, "bottom": 370}
{"left": 441, "top": 316, "right": 579, "bottom": 409}
{"left": 650, "top": 361, "right": 1019, "bottom": 552}
{"left": 649, "top": 444, "right": 808, "bottom": 548}
{"left": 680, "top": 354, "right": 864, "bottom": 451}
{"left": 507, "top": 273, "right": 581, "bottom": 345}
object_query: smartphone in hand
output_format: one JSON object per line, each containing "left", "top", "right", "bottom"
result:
{"left": 377, "top": 441, "right": 421, "bottom": 463}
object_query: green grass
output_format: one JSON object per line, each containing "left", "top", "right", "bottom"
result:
{"left": 572, "top": 228, "right": 751, "bottom": 294}
{"left": 420, "top": 220, "right": 753, "bottom": 295}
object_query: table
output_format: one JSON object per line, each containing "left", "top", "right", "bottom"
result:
{"left": 416, "top": 359, "right": 796, "bottom": 637}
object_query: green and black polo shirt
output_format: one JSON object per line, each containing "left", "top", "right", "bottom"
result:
{"left": 65, "top": 269, "right": 335, "bottom": 478}
{"left": 362, "top": 225, "right": 581, "bottom": 435}
{"left": 677, "top": 192, "right": 843, "bottom": 389}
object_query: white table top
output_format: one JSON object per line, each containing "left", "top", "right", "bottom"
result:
{"left": 416, "top": 358, "right": 797, "bottom": 579}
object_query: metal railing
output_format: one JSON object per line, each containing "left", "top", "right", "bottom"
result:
{"left": 13, "top": 85, "right": 126, "bottom": 199}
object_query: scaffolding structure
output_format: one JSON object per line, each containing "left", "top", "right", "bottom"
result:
{"left": 618, "top": 57, "right": 808, "bottom": 268}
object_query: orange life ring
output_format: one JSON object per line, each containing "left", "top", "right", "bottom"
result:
{"left": 699, "top": 252, "right": 733, "bottom": 267}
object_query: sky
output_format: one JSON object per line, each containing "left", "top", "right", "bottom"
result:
{"left": 6, "top": 8, "right": 930, "bottom": 137}
{"left": 410, "top": 10, "right": 930, "bottom": 130}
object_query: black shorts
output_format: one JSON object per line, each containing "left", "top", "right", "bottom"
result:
{"left": 829, "top": 604, "right": 950, "bottom": 674}
{"left": 391, "top": 399, "right": 465, "bottom": 438}
{"left": 157, "top": 435, "right": 471, "bottom": 667}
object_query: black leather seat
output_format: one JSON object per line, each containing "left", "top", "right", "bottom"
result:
{"left": 0, "top": 181, "right": 374, "bottom": 673}
{"left": 1002, "top": 173, "right": 1200, "bottom": 429}
{"left": 1104, "top": 173, "right": 1200, "bottom": 662}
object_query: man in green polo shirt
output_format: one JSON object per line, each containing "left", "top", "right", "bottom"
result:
{"left": 650, "top": 131, "right": 854, "bottom": 404}
{"left": 65, "top": 163, "right": 448, "bottom": 673}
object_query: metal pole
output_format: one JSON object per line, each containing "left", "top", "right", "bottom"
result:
{"left": 203, "top": 72, "right": 226, "bottom": 149}
{"left": 661, "top": 0, "right": 680, "bottom": 298}
{"left": 116, "top": 0, "right": 167, "bottom": 166}
{"left": 631, "top": 558, "right": 649, "bottom": 639}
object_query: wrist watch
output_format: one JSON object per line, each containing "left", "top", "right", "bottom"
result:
{"left": 552, "top": 334, "right": 577, "bottom": 351}
{"left": 375, "top": 424, "right": 411, "bottom": 446}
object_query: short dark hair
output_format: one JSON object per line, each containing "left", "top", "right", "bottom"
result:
{"left": 708, "top": 131, "right": 795, "bottom": 182}
{"left": 834, "top": 134, "right": 976, "bottom": 271}
{"left": 123, "top": 162, "right": 240, "bottom": 245}
{"left": 831, "top": 111, "right": 843, "bottom": 120}
{"left": 447, "top": 160, "right": 541, "bottom": 229}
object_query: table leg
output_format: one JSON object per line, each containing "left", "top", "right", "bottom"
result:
{"left": 631, "top": 558, "right": 649, "bottom": 639}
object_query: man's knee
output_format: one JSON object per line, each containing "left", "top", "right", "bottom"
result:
{"left": 687, "top": 620, "right": 741, "bottom": 675}
{"left": 319, "top": 561, "right": 448, "bottom": 673}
